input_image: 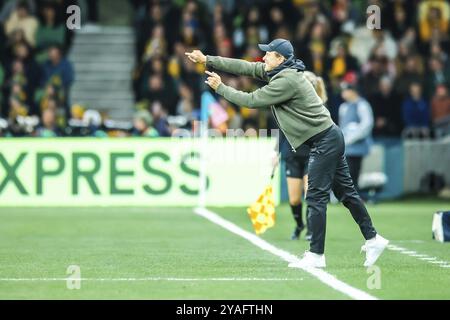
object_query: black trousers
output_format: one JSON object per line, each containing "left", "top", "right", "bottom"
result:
{"left": 346, "top": 156, "right": 363, "bottom": 191}
{"left": 303, "top": 125, "right": 377, "bottom": 254}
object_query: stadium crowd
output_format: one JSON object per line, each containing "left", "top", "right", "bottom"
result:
{"left": 0, "top": 0, "right": 78, "bottom": 137}
{"left": 0, "top": 0, "right": 449, "bottom": 138}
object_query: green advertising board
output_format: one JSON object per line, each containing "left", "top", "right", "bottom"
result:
{"left": 0, "top": 138, "right": 279, "bottom": 207}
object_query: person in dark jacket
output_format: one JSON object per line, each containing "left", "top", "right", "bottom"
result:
{"left": 41, "top": 45, "right": 74, "bottom": 89}
{"left": 274, "top": 71, "right": 328, "bottom": 242}
{"left": 402, "top": 82, "right": 430, "bottom": 138}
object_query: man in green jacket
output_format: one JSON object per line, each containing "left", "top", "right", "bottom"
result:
{"left": 185, "top": 39, "right": 389, "bottom": 268}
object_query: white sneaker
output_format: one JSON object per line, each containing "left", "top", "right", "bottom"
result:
{"left": 288, "top": 251, "right": 326, "bottom": 268}
{"left": 361, "top": 234, "right": 389, "bottom": 267}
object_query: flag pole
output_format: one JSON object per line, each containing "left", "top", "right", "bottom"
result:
{"left": 198, "top": 92, "right": 209, "bottom": 209}
{"left": 270, "top": 153, "right": 279, "bottom": 181}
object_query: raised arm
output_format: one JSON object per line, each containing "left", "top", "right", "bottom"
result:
{"left": 185, "top": 50, "right": 269, "bottom": 82}
{"left": 214, "top": 75, "right": 294, "bottom": 109}
{"left": 206, "top": 56, "right": 269, "bottom": 82}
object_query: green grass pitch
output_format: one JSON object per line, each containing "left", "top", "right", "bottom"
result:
{"left": 0, "top": 199, "right": 449, "bottom": 299}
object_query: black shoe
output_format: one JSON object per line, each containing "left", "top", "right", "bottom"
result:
{"left": 291, "top": 225, "right": 304, "bottom": 240}
{"left": 304, "top": 231, "right": 312, "bottom": 242}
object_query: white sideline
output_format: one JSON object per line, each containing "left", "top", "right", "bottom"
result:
{"left": 0, "top": 277, "right": 304, "bottom": 282}
{"left": 387, "top": 244, "right": 450, "bottom": 268}
{"left": 194, "top": 207, "right": 378, "bottom": 301}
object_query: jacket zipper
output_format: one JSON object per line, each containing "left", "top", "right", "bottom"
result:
{"left": 271, "top": 106, "right": 296, "bottom": 153}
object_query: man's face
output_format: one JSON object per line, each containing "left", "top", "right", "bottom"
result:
{"left": 263, "top": 51, "right": 285, "bottom": 72}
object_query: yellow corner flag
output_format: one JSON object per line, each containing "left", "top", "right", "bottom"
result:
{"left": 247, "top": 184, "right": 276, "bottom": 235}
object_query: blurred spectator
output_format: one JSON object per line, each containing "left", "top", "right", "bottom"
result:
{"left": 339, "top": 72, "right": 374, "bottom": 190}
{"left": 425, "top": 56, "right": 450, "bottom": 98}
{"left": 402, "top": 82, "right": 430, "bottom": 139}
{"left": 151, "top": 101, "right": 171, "bottom": 137}
{"left": 0, "top": 0, "right": 36, "bottom": 21}
{"left": 139, "top": 73, "right": 177, "bottom": 115}
{"left": 395, "top": 54, "right": 425, "bottom": 97}
{"left": 132, "top": 109, "right": 159, "bottom": 137}
{"left": 34, "top": 107, "right": 62, "bottom": 137}
{"left": 136, "top": 2, "right": 165, "bottom": 60}
{"left": 431, "top": 84, "right": 450, "bottom": 124}
{"left": 350, "top": 28, "right": 398, "bottom": 66}
{"left": 70, "top": 103, "right": 85, "bottom": 121}
{"left": 82, "top": 109, "right": 107, "bottom": 137}
{"left": 418, "top": 0, "right": 450, "bottom": 44}
{"left": 35, "top": 2, "right": 65, "bottom": 56}
{"left": 41, "top": 45, "right": 74, "bottom": 89}
{"left": 8, "top": 95, "right": 28, "bottom": 120}
{"left": 233, "top": 6, "right": 268, "bottom": 56}
{"left": 327, "top": 40, "right": 359, "bottom": 83}
{"left": 430, "top": 41, "right": 449, "bottom": 67}
{"left": 295, "top": 0, "right": 328, "bottom": 42}
{"left": 40, "top": 44, "right": 74, "bottom": 120}
{"left": 176, "top": 82, "right": 195, "bottom": 123}
{"left": 3, "top": 28, "right": 27, "bottom": 62}
{"left": 142, "top": 24, "right": 167, "bottom": 63}
{"left": 301, "top": 21, "right": 329, "bottom": 77}
{"left": 369, "top": 76, "right": 403, "bottom": 137}
{"left": 220, "top": 97, "right": 242, "bottom": 130}
{"left": 394, "top": 40, "right": 414, "bottom": 77}
{"left": 7, "top": 40, "right": 41, "bottom": 113}
{"left": 386, "top": 1, "right": 413, "bottom": 40}
{"left": 4, "top": 1, "right": 38, "bottom": 47}
{"left": 330, "top": 0, "right": 360, "bottom": 37}
{"left": 361, "top": 54, "right": 389, "bottom": 98}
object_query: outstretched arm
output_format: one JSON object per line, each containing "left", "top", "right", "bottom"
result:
{"left": 205, "top": 71, "right": 294, "bottom": 109}
{"left": 185, "top": 50, "right": 269, "bottom": 82}
{"left": 206, "top": 56, "right": 269, "bottom": 82}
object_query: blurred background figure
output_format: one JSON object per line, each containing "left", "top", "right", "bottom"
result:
{"left": 34, "top": 106, "right": 62, "bottom": 137}
{"left": 0, "top": 0, "right": 447, "bottom": 144}
{"left": 368, "top": 75, "right": 403, "bottom": 138}
{"left": 132, "top": 109, "right": 158, "bottom": 137}
{"left": 4, "top": 1, "right": 38, "bottom": 47}
{"left": 339, "top": 71, "right": 374, "bottom": 191}
{"left": 431, "top": 84, "right": 450, "bottom": 138}
{"left": 402, "top": 82, "right": 431, "bottom": 139}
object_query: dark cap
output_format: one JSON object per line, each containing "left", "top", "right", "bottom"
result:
{"left": 258, "top": 38, "right": 294, "bottom": 58}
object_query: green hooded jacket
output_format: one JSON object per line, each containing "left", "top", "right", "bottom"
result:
{"left": 207, "top": 56, "right": 334, "bottom": 150}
